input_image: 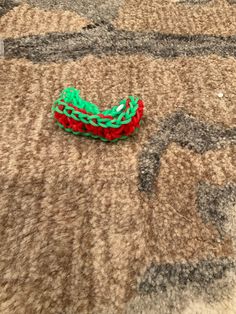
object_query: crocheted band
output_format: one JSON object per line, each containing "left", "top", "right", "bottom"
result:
{"left": 52, "top": 87, "right": 144, "bottom": 142}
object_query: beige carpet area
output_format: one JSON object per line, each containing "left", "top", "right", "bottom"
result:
{"left": 0, "top": 0, "right": 236, "bottom": 313}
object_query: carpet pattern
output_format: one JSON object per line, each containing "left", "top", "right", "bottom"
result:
{"left": 0, "top": 1, "right": 236, "bottom": 313}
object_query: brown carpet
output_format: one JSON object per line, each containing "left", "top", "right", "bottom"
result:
{"left": 0, "top": 1, "right": 236, "bottom": 313}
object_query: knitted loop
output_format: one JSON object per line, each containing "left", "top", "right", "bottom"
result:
{"left": 52, "top": 87, "right": 144, "bottom": 141}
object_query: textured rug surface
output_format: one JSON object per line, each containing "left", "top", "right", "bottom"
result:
{"left": 1, "top": 0, "right": 236, "bottom": 313}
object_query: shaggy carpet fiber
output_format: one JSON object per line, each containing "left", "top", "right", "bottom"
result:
{"left": 0, "top": 0, "right": 236, "bottom": 313}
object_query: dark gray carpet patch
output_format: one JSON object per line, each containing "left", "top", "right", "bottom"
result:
{"left": 0, "top": 0, "right": 21, "bottom": 17}
{"left": 196, "top": 183, "right": 236, "bottom": 237}
{"left": 26, "top": 0, "right": 123, "bottom": 22}
{"left": 139, "top": 111, "right": 236, "bottom": 193}
{"left": 3, "top": 26, "right": 236, "bottom": 62}
{"left": 139, "top": 258, "right": 235, "bottom": 298}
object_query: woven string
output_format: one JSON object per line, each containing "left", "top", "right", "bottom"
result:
{"left": 52, "top": 87, "right": 139, "bottom": 128}
{"left": 55, "top": 121, "right": 138, "bottom": 142}
{"left": 52, "top": 87, "right": 144, "bottom": 141}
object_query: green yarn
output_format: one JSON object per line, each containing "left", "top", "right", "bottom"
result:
{"left": 52, "top": 87, "right": 140, "bottom": 129}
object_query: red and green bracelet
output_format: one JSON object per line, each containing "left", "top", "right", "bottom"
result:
{"left": 52, "top": 87, "right": 144, "bottom": 142}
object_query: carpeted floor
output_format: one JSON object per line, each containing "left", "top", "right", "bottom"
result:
{"left": 0, "top": 0, "right": 236, "bottom": 313}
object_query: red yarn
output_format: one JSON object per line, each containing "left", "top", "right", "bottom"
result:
{"left": 54, "top": 99, "right": 144, "bottom": 141}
